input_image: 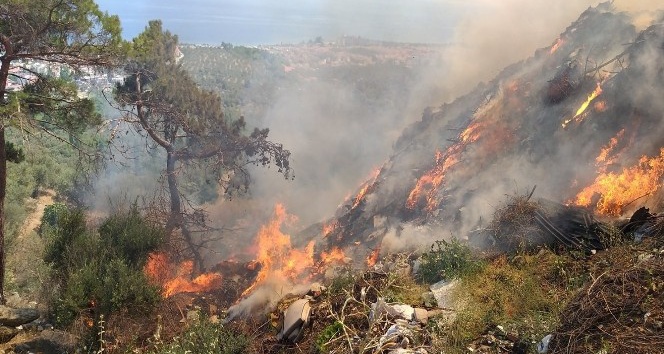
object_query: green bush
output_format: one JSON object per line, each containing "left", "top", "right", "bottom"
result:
{"left": 43, "top": 205, "right": 164, "bottom": 327}
{"left": 315, "top": 321, "right": 342, "bottom": 353}
{"left": 418, "top": 238, "right": 484, "bottom": 284}
{"left": 149, "top": 317, "right": 248, "bottom": 354}
{"left": 40, "top": 203, "right": 69, "bottom": 231}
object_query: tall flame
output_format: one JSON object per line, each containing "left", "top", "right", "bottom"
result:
{"left": 573, "top": 148, "right": 664, "bottom": 216}
{"left": 241, "top": 204, "right": 346, "bottom": 298}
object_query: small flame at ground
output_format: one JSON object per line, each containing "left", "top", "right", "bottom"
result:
{"left": 406, "top": 121, "right": 484, "bottom": 211}
{"left": 352, "top": 168, "right": 381, "bottom": 209}
{"left": 596, "top": 129, "right": 625, "bottom": 170}
{"left": 573, "top": 148, "right": 664, "bottom": 216}
{"left": 366, "top": 247, "right": 380, "bottom": 267}
{"left": 322, "top": 220, "right": 338, "bottom": 237}
{"left": 144, "top": 253, "right": 223, "bottom": 297}
{"left": 550, "top": 38, "right": 564, "bottom": 54}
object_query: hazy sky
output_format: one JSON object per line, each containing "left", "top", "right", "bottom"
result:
{"left": 95, "top": 0, "right": 475, "bottom": 45}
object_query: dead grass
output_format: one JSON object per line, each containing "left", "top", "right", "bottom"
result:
{"left": 550, "top": 240, "right": 664, "bottom": 354}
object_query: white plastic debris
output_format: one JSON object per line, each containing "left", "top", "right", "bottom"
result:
{"left": 277, "top": 299, "right": 311, "bottom": 343}
{"left": 370, "top": 298, "right": 415, "bottom": 324}
{"left": 537, "top": 334, "right": 553, "bottom": 353}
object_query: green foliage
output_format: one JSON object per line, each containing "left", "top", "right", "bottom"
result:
{"left": 40, "top": 203, "right": 69, "bottom": 230}
{"left": 43, "top": 205, "right": 163, "bottom": 327}
{"left": 149, "top": 317, "right": 248, "bottom": 354}
{"left": 328, "top": 268, "right": 357, "bottom": 296}
{"left": 315, "top": 321, "right": 342, "bottom": 353}
{"left": 440, "top": 253, "right": 576, "bottom": 351}
{"left": 418, "top": 239, "right": 484, "bottom": 284}
{"left": 5, "top": 141, "right": 25, "bottom": 163}
{"left": 98, "top": 206, "right": 165, "bottom": 268}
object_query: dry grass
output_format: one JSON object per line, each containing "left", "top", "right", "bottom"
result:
{"left": 550, "top": 245, "right": 664, "bottom": 353}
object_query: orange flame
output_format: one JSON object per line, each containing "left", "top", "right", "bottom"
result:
{"left": 573, "top": 148, "right": 664, "bottom": 216}
{"left": 320, "top": 247, "right": 347, "bottom": 266}
{"left": 241, "top": 204, "right": 349, "bottom": 298}
{"left": 550, "top": 38, "right": 564, "bottom": 54}
{"left": 562, "top": 82, "right": 603, "bottom": 128}
{"left": 352, "top": 168, "right": 381, "bottom": 209}
{"left": 366, "top": 248, "right": 380, "bottom": 267}
{"left": 322, "top": 220, "right": 338, "bottom": 237}
{"left": 596, "top": 129, "right": 625, "bottom": 170}
{"left": 144, "top": 253, "right": 223, "bottom": 297}
{"left": 406, "top": 121, "right": 484, "bottom": 211}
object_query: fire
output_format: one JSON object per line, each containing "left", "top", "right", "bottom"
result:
{"left": 596, "top": 129, "right": 625, "bottom": 169}
{"left": 562, "top": 82, "right": 603, "bottom": 128}
{"left": 550, "top": 38, "right": 564, "bottom": 54}
{"left": 322, "top": 220, "right": 338, "bottom": 237}
{"left": 573, "top": 148, "right": 664, "bottom": 216}
{"left": 594, "top": 100, "right": 607, "bottom": 112}
{"left": 144, "top": 253, "right": 223, "bottom": 297}
{"left": 352, "top": 168, "right": 381, "bottom": 209}
{"left": 320, "top": 247, "right": 347, "bottom": 266}
{"left": 406, "top": 121, "right": 484, "bottom": 211}
{"left": 366, "top": 247, "right": 380, "bottom": 267}
{"left": 240, "top": 204, "right": 348, "bottom": 298}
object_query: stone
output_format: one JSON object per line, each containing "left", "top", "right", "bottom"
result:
{"left": 0, "top": 326, "right": 19, "bottom": 344}
{"left": 413, "top": 308, "right": 428, "bottom": 325}
{"left": 0, "top": 305, "right": 39, "bottom": 327}
{"left": 429, "top": 280, "right": 458, "bottom": 309}
{"left": 11, "top": 329, "right": 77, "bottom": 353}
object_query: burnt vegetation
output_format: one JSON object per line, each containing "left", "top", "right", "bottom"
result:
{"left": 2, "top": 1, "right": 664, "bottom": 354}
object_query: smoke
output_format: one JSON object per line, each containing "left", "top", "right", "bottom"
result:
{"left": 416, "top": 0, "right": 600, "bottom": 106}
{"left": 226, "top": 278, "right": 310, "bottom": 320}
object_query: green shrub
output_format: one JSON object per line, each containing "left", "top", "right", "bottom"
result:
{"left": 98, "top": 206, "right": 165, "bottom": 268}
{"left": 316, "top": 321, "right": 343, "bottom": 353}
{"left": 40, "top": 203, "right": 69, "bottom": 231}
{"left": 43, "top": 205, "right": 164, "bottom": 327}
{"left": 418, "top": 238, "right": 484, "bottom": 284}
{"left": 149, "top": 317, "right": 248, "bottom": 354}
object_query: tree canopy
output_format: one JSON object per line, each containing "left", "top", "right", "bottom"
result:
{"left": 114, "top": 21, "right": 292, "bottom": 270}
{"left": 0, "top": 0, "right": 123, "bottom": 301}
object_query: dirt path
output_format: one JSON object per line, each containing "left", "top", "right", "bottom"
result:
{"left": 18, "top": 189, "right": 55, "bottom": 240}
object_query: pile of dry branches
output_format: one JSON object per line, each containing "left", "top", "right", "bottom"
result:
{"left": 550, "top": 255, "right": 664, "bottom": 353}
{"left": 490, "top": 193, "right": 543, "bottom": 252}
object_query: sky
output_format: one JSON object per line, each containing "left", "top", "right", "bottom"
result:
{"left": 94, "top": 0, "right": 474, "bottom": 45}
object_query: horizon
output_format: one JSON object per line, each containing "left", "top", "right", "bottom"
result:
{"left": 94, "top": 0, "right": 476, "bottom": 46}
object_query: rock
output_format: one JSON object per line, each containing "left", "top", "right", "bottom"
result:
{"left": 429, "top": 280, "right": 458, "bottom": 309}
{"left": 413, "top": 308, "right": 429, "bottom": 325}
{"left": 0, "top": 325, "right": 19, "bottom": 343}
{"left": 0, "top": 305, "right": 39, "bottom": 327}
{"left": 421, "top": 291, "right": 437, "bottom": 308}
{"left": 11, "top": 329, "right": 77, "bottom": 353}
{"left": 370, "top": 299, "right": 414, "bottom": 324}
